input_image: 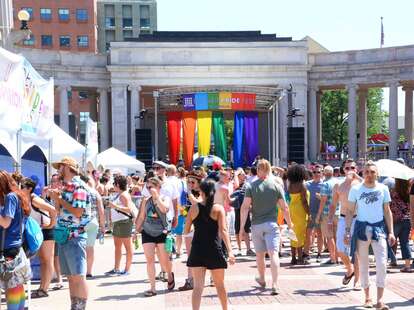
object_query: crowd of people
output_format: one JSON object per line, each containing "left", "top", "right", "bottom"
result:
{"left": 0, "top": 154, "right": 413, "bottom": 310}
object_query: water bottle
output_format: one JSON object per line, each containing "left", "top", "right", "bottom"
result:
{"left": 165, "top": 235, "right": 174, "bottom": 254}
{"left": 98, "top": 232, "right": 105, "bottom": 245}
{"left": 134, "top": 236, "right": 140, "bottom": 250}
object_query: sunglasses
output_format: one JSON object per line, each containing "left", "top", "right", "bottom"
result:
{"left": 313, "top": 171, "right": 321, "bottom": 174}
{"left": 152, "top": 166, "right": 162, "bottom": 170}
{"left": 344, "top": 166, "right": 357, "bottom": 171}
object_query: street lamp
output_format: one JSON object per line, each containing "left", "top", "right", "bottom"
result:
{"left": 4, "top": 9, "right": 31, "bottom": 51}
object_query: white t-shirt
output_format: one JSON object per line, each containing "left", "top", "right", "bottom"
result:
{"left": 348, "top": 182, "right": 391, "bottom": 224}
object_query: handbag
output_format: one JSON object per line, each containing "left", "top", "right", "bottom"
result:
{"left": 152, "top": 199, "right": 175, "bottom": 253}
{"left": 54, "top": 225, "right": 70, "bottom": 245}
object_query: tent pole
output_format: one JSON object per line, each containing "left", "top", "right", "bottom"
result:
{"left": 275, "top": 100, "right": 279, "bottom": 167}
{"left": 47, "top": 138, "right": 53, "bottom": 184}
{"left": 16, "top": 129, "right": 22, "bottom": 174}
{"left": 267, "top": 111, "right": 271, "bottom": 161}
{"left": 272, "top": 105, "right": 276, "bottom": 166}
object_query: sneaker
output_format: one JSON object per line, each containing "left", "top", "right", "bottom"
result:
{"left": 235, "top": 250, "right": 242, "bottom": 257}
{"left": 105, "top": 269, "right": 120, "bottom": 276}
{"left": 322, "top": 259, "right": 336, "bottom": 265}
{"left": 86, "top": 274, "right": 93, "bottom": 279}
{"left": 246, "top": 249, "right": 256, "bottom": 256}
{"left": 119, "top": 270, "right": 130, "bottom": 276}
{"left": 178, "top": 279, "right": 193, "bottom": 291}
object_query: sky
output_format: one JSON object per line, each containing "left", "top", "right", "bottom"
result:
{"left": 157, "top": 0, "right": 414, "bottom": 116}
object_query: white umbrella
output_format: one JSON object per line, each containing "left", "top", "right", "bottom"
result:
{"left": 375, "top": 159, "right": 414, "bottom": 180}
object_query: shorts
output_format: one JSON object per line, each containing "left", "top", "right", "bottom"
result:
{"left": 85, "top": 218, "right": 99, "bottom": 247}
{"left": 336, "top": 216, "right": 356, "bottom": 254}
{"left": 321, "top": 215, "right": 338, "bottom": 239}
{"left": 187, "top": 245, "right": 227, "bottom": 270}
{"left": 226, "top": 209, "right": 235, "bottom": 235}
{"left": 172, "top": 215, "right": 186, "bottom": 236}
{"left": 113, "top": 219, "right": 133, "bottom": 238}
{"left": 251, "top": 221, "right": 280, "bottom": 253}
{"left": 42, "top": 228, "right": 55, "bottom": 241}
{"left": 141, "top": 230, "right": 167, "bottom": 244}
{"left": 58, "top": 237, "right": 86, "bottom": 276}
{"left": 234, "top": 208, "right": 251, "bottom": 234}
{"left": 307, "top": 214, "right": 321, "bottom": 229}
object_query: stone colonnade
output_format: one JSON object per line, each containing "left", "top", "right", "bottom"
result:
{"left": 308, "top": 82, "right": 414, "bottom": 161}
{"left": 56, "top": 84, "right": 143, "bottom": 153}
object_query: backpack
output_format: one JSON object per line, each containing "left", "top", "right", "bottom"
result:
{"left": 23, "top": 216, "right": 44, "bottom": 258}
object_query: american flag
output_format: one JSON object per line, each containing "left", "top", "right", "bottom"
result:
{"left": 381, "top": 17, "right": 384, "bottom": 47}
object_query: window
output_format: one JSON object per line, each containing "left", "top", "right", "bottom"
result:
{"left": 77, "top": 36, "right": 88, "bottom": 48}
{"left": 76, "top": 9, "right": 88, "bottom": 21}
{"left": 123, "top": 30, "right": 133, "bottom": 39}
{"left": 41, "top": 35, "right": 52, "bottom": 47}
{"left": 58, "top": 8, "right": 70, "bottom": 21}
{"left": 59, "top": 36, "right": 70, "bottom": 47}
{"left": 105, "top": 17, "right": 115, "bottom": 28}
{"left": 78, "top": 91, "right": 89, "bottom": 100}
{"left": 23, "top": 34, "right": 35, "bottom": 46}
{"left": 140, "top": 5, "right": 150, "bottom": 28}
{"left": 21, "top": 7, "right": 33, "bottom": 20}
{"left": 122, "top": 18, "right": 133, "bottom": 28}
{"left": 40, "top": 8, "right": 52, "bottom": 21}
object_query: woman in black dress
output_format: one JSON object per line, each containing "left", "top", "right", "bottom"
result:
{"left": 185, "top": 179, "right": 235, "bottom": 310}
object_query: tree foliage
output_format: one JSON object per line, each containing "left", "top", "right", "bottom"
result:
{"left": 321, "top": 88, "right": 386, "bottom": 150}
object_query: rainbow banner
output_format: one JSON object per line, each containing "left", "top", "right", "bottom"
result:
{"left": 188, "top": 92, "right": 256, "bottom": 111}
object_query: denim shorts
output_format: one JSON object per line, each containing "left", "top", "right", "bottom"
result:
{"left": 58, "top": 236, "right": 87, "bottom": 276}
{"left": 251, "top": 221, "right": 280, "bottom": 253}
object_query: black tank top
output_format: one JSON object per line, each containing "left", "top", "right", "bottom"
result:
{"left": 192, "top": 203, "right": 222, "bottom": 251}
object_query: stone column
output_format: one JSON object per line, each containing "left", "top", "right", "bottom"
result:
{"left": 388, "top": 81, "right": 399, "bottom": 159}
{"left": 308, "top": 86, "right": 318, "bottom": 161}
{"left": 358, "top": 88, "right": 368, "bottom": 158}
{"left": 58, "top": 85, "right": 71, "bottom": 133}
{"left": 316, "top": 90, "right": 322, "bottom": 158}
{"left": 403, "top": 85, "right": 413, "bottom": 149}
{"left": 278, "top": 94, "right": 288, "bottom": 166}
{"left": 111, "top": 85, "right": 128, "bottom": 152}
{"left": 97, "top": 88, "right": 109, "bottom": 151}
{"left": 128, "top": 84, "right": 141, "bottom": 153}
{"left": 294, "top": 84, "right": 308, "bottom": 162}
{"left": 347, "top": 84, "right": 358, "bottom": 159}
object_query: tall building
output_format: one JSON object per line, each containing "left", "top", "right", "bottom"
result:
{"left": 12, "top": 0, "right": 98, "bottom": 53}
{"left": 97, "top": 0, "right": 157, "bottom": 52}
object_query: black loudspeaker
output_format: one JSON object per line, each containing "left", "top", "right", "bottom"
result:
{"left": 287, "top": 127, "right": 305, "bottom": 164}
{"left": 136, "top": 129, "right": 153, "bottom": 169}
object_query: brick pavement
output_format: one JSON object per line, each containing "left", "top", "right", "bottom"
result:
{"left": 25, "top": 236, "right": 414, "bottom": 310}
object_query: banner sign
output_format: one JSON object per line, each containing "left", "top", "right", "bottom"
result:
{"left": 183, "top": 93, "right": 195, "bottom": 111}
{"left": 0, "top": 49, "right": 54, "bottom": 139}
{"left": 185, "top": 92, "right": 256, "bottom": 111}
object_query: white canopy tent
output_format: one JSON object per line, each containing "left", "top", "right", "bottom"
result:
{"left": 50, "top": 124, "right": 85, "bottom": 164}
{"left": 97, "top": 147, "right": 145, "bottom": 174}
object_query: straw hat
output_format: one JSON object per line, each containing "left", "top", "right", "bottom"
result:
{"left": 52, "top": 156, "right": 79, "bottom": 172}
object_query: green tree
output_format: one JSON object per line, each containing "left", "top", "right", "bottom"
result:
{"left": 321, "top": 88, "right": 387, "bottom": 150}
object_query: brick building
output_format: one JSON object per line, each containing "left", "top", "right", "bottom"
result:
{"left": 12, "top": 0, "right": 98, "bottom": 142}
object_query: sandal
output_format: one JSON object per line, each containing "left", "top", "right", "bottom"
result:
{"left": 363, "top": 299, "right": 374, "bottom": 308}
{"left": 342, "top": 271, "right": 354, "bottom": 285}
{"left": 270, "top": 287, "right": 279, "bottom": 295}
{"left": 52, "top": 283, "right": 63, "bottom": 290}
{"left": 144, "top": 290, "right": 157, "bottom": 297}
{"left": 31, "top": 289, "right": 49, "bottom": 298}
{"left": 255, "top": 277, "right": 266, "bottom": 288}
{"left": 374, "top": 303, "right": 389, "bottom": 310}
{"left": 400, "top": 267, "right": 413, "bottom": 273}
{"left": 167, "top": 272, "right": 175, "bottom": 291}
